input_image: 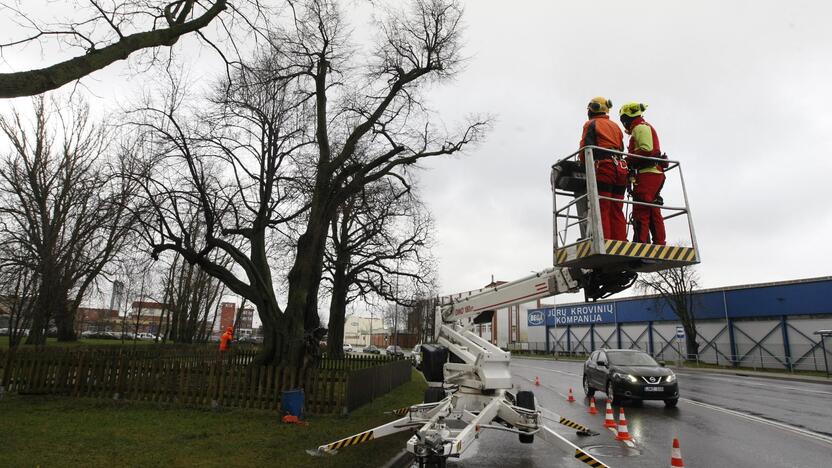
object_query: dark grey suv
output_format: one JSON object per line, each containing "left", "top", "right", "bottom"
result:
{"left": 583, "top": 349, "right": 679, "bottom": 407}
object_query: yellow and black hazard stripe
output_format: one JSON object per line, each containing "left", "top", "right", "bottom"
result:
{"left": 556, "top": 247, "right": 568, "bottom": 264}
{"left": 325, "top": 430, "right": 374, "bottom": 451}
{"left": 604, "top": 240, "right": 697, "bottom": 262}
{"left": 390, "top": 407, "right": 410, "bottom": 416}
{"left": 556, "top": 240, "right": 594, "bottom": 264}
{"left": 559, "top": 416, "right": 591, "bottom": 433}
{"left": 575, "top": 448, "right": 608, "bottom": 467}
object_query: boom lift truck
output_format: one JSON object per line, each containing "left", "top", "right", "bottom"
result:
{"left": 312, "top": 146, "right": 700, "bottom": 467}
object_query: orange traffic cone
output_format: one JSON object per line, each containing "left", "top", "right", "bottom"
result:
{"left": 615, "top": 407, "right": 633, "bottom": 441}
{"left": 567, "top": 388, "right": 576, "bottom": 403}
{"left": 603, "top": 400, "right": 616, "bottom": 428}
{"left": 535, "top": 376, "right": 540, "bottom": 386}
{"left": 671, "top": 438, "right": 684, "bottom": 467}
{"left": 587, "top": 396, "right": 598, "bottom": 415}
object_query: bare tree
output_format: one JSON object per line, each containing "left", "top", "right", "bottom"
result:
{"left": 128, "top": 0, "right": 485, "bottom": 366}
{"left": 323, "top": 178, "right": 434, "bottom": 357}
{"left": 112, "top": 252, "right": 155, "bottom": 341}
{"left": 276, "top": 0, "right": 486, "bottom": 367}
{"left": 637, "top": 265, "right": 701, "bottom": 358}
{"left": 159, "top": 246, "right": 230, "bottom": 343}
{"left": 408, "top": 294, "right": 438, "bottom": 344}
{"left": 127, "top": 52, "right": 311, "bottom": 364}
{"left": 0, "top": 1, "right": 242, "bottom": 98}
{"left": 0, "top": 267, "right": 38, "bottom": 349}
{"left": 0, "top": 96, "right": 139, "bottom": 343}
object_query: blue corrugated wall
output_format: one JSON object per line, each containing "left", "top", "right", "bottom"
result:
{"left": 529, "top": 278, "right": 832, "bottom": 326}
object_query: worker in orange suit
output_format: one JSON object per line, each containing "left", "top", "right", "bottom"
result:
{"left": 579, "top": 97, "right": 628, "bottom": 241}
{"left": 219, "top": 326, "right": 234, "bottom": 352}
{"left": 619, "top": 102, "right": 666, "bottom": 245}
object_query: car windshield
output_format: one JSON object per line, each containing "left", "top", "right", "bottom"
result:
{"left": 607, "top": 351, "right": 658, "bottom": 366}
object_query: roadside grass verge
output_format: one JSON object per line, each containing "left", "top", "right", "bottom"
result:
{"left": 0, "top": 369, "right": 427, "bottom": 467}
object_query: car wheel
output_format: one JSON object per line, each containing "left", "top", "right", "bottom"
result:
{"left": 582, "top": 375, "right": 595, "bottom": 397}
{"left": 606, "top": 380, "right": 616, "bottom": 405}
{"left": 516, "top": 391, "right": 535, "bottom": 444}
{"left": 664, "top": 398, "right": 678, "bottom": 408}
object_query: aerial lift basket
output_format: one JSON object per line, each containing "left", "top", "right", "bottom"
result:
{"left": 551, "top": 146, "right": 700, "bottom": 274}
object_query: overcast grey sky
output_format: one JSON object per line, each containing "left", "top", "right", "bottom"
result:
{"left": 2, "top": 0, "right": 831, "bottom": 310}
{"left": 417, "top": 0, "right": 832, "bottom": 301}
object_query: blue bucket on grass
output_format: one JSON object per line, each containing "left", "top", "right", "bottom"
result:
{"left": 282, "top": 389, "right": 305, "bottom": 418}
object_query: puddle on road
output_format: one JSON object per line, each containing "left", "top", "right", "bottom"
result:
{"left": 584, "top": 445, "right": 641, "bottom": 457}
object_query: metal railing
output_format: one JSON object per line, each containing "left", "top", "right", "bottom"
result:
{"left": 550, "top": 146, "right": 700, "bottom": 261}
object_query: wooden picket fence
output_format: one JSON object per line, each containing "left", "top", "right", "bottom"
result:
{"left": 0, "top": 346, "right": 411, "bottom": 415}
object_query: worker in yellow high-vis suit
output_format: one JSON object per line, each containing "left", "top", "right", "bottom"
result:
{"left": 619, "top": 102, "right": 666, "bottom": 245}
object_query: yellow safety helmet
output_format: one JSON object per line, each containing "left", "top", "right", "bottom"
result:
{"left": 587, "top": 97, "right": 612, "bottom": 114}
{"left": 619, "top": 102, "right": 648, "bottom": 118}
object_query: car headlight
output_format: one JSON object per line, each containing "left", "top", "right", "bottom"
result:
{"left": 614, "top": 373, "right": 638, "bottom": 383}
{"left": 665, "top": 374, "right": 677, "bottom": 383}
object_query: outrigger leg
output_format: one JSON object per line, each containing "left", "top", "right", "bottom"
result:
{"left": 308, "top": 400, "right": 448, "bottom": 456}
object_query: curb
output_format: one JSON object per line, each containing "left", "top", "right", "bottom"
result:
{"left": 380, "top": 449, "right": 414, "bottom": 468}
{"left": 671, "top": 366, "right": 832, "bottom": 386}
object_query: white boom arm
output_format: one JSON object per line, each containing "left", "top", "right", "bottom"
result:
{"left": 440, "top": 267, "right": 580, "bottom": 325}
{"left": 431, "top": 267, "right": 581, "bottom": 391}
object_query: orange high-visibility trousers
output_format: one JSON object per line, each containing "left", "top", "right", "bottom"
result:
{"left": 632, "top": 172, "right": 666, "bottom": 245}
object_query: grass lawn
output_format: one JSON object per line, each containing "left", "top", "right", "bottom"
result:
{"left": 1, "top": 370, "right": 427, "bottom": 467}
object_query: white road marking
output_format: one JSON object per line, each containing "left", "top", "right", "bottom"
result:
{"left": 675, "top": 372, "right": 832, "bottom": 396}
{"left": 512, "top": 363, "right": 580, "bottom": 377}
{"left": 603, "top": 426, "right": 636, "bottom": 447}
{"left": 680, "top": 398, "right": 832, "bottom": 446}
{"left": 517, "top": 375, "right": 568, "bottom": 399}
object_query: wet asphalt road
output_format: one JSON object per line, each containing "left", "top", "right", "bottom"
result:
{"left": 447, "top": 358, "right": 832, "bottom": 468}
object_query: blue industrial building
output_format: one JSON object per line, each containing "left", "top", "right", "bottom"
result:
{"left": 524, "top": 277, "right": 832, "bottom": 372}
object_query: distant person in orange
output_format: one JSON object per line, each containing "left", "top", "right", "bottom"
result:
{"left": 219, "top": 327, "right": 234, "bottom": 352}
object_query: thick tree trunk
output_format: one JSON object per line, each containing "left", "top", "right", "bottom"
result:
{"left": 326, "top": 261, "right": 349, "bottom": 358}
{"left": 55, "top": 305, "right": 77, "bottom": 341}
{"left": 26, "top": 278, "right": 58, "bottom": 345}
{"left": 283, "top": 193, "right": 335, "bottom": 366}
{"left": 25, "top": 310, "right": 48, "bottom": 345}
{"left": 326, "top": 313, "right": 345, "bottom": 358}
{"left": 55, "top": 293, "right": 77, "bottom": 342}
{"left": 255, "top": 298, "right": 305, "bottom": 368}
{"left": 685, "top": 330, "right": 700, "bottom": 358}
{"left": 670, "top": 296, "right": 699, "bottom": 360}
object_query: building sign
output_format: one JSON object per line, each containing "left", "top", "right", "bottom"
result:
{"left": 527, "top": 303, "right": 616, "bottom": 327}
{"left": 528, "top": 310, "right": 546, "bottom": 326}
{"left": 555, "top": 303, "right": 615, "bottom": 325}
